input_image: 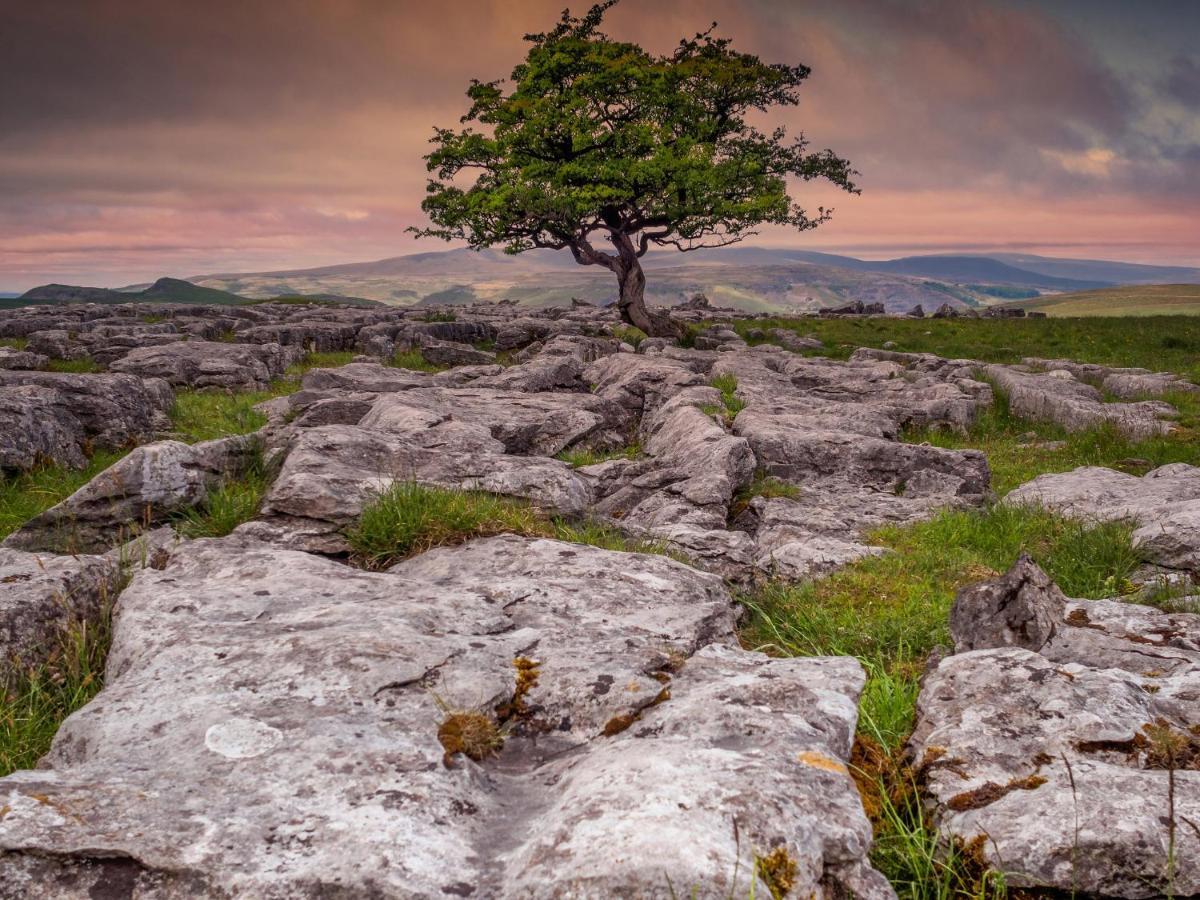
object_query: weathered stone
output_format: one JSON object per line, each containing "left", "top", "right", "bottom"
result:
{"left": 985, "top": 364, "right": 1178, "bottom": 439}
{"left": 0, "top": 536, "right": 888, "bottom": 898}
{"left": 0, "top": 347, "right": 48, "bottom": 370}
{"left": 417, "top": 335, "right": 496, "bottom": 367}
{"left": 111, "top": 340, "right": 302, "bottom": 390}
{"left": 0, "top": 371, "right": 172, "bottom": 470}
{"left": 0, "top": 548, "right": 121, "bottom": 670}
{"left": 911, "top": 558, "right": 1200, "bottom": 897}
{"left": 1005, "top": 464, "right": 1200, "bottom": 572}
{"left": 3, "top": 436, "right": 260, "bottom": 554}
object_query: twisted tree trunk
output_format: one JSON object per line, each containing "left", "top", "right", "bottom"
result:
{"left": 611, "top": 236, "right": 681, "bottom": 339}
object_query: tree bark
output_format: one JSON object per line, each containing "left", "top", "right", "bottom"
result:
{"left": 611, "top": 243, "right": 681, "bottom": 339}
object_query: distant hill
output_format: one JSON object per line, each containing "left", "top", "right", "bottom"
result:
{"left": 1005, "top": 284, "right": 1200, "bottom": 317}
{"left": 16, "top": 277, "right": 248, "bottom": 307}
{"left": 10, "top": 248, "right": 1197, "bottom": 315}
{"left": 989, "top": 253, "right": 1200, "bottom": 286}
{"left": 192, "top": 246, "right": 1141, "bottom": 313}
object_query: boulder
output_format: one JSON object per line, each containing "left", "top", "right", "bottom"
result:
{"left": 0, "top": 536, "right": 889, "bottom": 898}
{"left": 0, "top": 371, "right": 172, "bottom": 470}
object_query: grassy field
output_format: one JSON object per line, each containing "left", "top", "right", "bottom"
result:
{"left": 732, "top": 313, "right": 1200, "bottom": 381}
{"left": 1005, "top": 283, "right": 1200, "bottom": 317}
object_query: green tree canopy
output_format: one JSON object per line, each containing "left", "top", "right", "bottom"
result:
{"left": 411, "top": 0, "right": 858, "bottom": 336}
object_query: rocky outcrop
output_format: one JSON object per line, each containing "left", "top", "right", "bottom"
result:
{"left": 3, "top": 436, "right": 261, "bottom": 554}
{"left": 0, "top": 536, "right": 891, "bottom": 898}
{"left": 0, "top": 548, "right": 122, "bottom": 670}
{"left": 985, "top": 364, "right": 1179, "bottom": 439}
{"left": 0, "top": 371, "right": 173, "bottom": 471}
{"left": 911, "top": 557, "right": 1200, "bottom": 897}
{"left": 111, "top": 340, "right": 304, "bottom": 390}
{"left": 1005, "top": 464, "right": 1200, "bottom": 572}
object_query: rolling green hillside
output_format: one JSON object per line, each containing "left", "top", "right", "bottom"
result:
{"left": 1006, "top": 283, "right": 1200, "bottom": 316}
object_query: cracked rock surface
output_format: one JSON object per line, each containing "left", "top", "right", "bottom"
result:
{"left": 911, "top": 557, "right": 1200, "bottom": 897}
{"left": 0, "top": 535, "right": 891, "bottom": 898}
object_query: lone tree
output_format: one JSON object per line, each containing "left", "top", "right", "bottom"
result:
{"left": 411, "top": 0, "right": 858, "bottom": 337}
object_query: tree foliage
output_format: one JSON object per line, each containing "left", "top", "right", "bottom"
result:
{"left": 411, "top": 0, "right": 858, "bottom": 334}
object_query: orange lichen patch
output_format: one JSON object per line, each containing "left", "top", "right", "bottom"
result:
{"left": 600, "top": 687, "right": 671, "bottom": 738}
{"left": 494, "top": 656, "right": 540, "bottom": 722}
{"left": 601, "top": 713, "right": 636, "bottom": 737}
{"left": 1065, "top": 608, "right": 1091, "bottom": 626}
{"left": 849, "top": 733, "right": 913, "bottom": 826}
{"left": 437, "top": 710, "right": 504, "bottom": 767}
{"left": 754, "top": 846, "right": 797, "bottom": 900}
{"left": 796, "top": 750, "right": 848, "bottom": 775}
{"left": 947, "top": 774, "right": 1047, "bottom": 812}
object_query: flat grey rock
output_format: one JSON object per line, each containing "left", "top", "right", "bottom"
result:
{"left": 0, "top": 536, "right": 889, "bottom": 898}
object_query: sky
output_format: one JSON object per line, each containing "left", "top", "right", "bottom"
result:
{"left": 1, "top": 0, "right": 1198, "bottom": 290}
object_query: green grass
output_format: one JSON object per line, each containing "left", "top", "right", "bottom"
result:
{"left": 389, "top": 349, "right": 448, "bottom": 373}
{"left": 740, "top": 502, "right": 1141, "bottom": 896}
{"left": 169, "top": 350, "right": 358, "bottom": 442}
{"left": 0, "top": 450, "right": 128, "bottom": 539}
{"left": 611, "top": 324, "right": 647, "bottom": 348}
{"left": 172, "top": 443, "right": 273, "bottom": 538}
{"left": 45, "top": 358, "right": 100, "bottom": 373}
{"left": 555, "top": 443, "right": 642, "bottom": 468}
{"left": 909, "top": 382, "right": 1200, "bottom": 496}
{"left": 727, "top": 315, "right": 1200, "bottom": 383}
{"left": 0, "top": 337, "right": 28, "bottom": 350}
{"left": 0, "top": 599, "right": 113, "bottom": 776}
{"left": 169, "top": 389, "right": 278, "bottom": 443}
{"left": 139, "top": 314, "right": 167, "bottom": 325}
{"left": 710, "top": 373, "right": 746, "bottom": 416}
{"left": 346, "top": 481, "right": 675, "bottom": 570}
{"left": 284, "top": 350, "right": 356, "bottom": 377}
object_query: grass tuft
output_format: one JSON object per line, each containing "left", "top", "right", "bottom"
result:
{"left": 346, "top": 482, "right": 678, "bottom": 570}
{"left": 0, "top": 601, "right": 113, "bottom": 776}
{"left": 172, "top": 443, "right": 274, "bottom": 538}
{"left": 555, "top": 443, "right": 641, "bottom": 468}
{"left": 710, "top": 372, "right": 746, "bottom": 415}
{"left": 0, "top": 450, "right": 128, "bottom": 539}
{"left": 0, "top": 337, "right": 29, "bottom": 350}
{"left": 45, "top": 358, "right": 100, "bottom": 373}
{"left": 389, "top": 349, "right": 447, "bottom": 372}
{"left": 611, "top": 325, "right": 647, "bottom": 348}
